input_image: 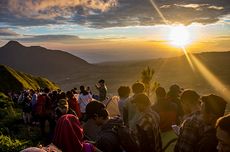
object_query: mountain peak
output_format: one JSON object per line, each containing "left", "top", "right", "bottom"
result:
{"left": 2, "top": 41, "right": 25, "bottom": 49}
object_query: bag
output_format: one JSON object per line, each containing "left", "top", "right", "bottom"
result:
{"left": 113, "top": 125, "right": 140, "bottom": 152}
{"left": 83, "top": 143, "right": 95, "bottom": 152}
{"left": 35, "top": 94, "right": 47, "bottom": 116}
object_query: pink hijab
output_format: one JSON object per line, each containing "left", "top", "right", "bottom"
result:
{"left": 53, "top": 114, "right": 94, "bottom": 152}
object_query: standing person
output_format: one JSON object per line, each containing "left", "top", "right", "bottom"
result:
{"left": 152, "top": 87, "right": 178, "bottom": 132}
{"left": 123, "top": 82, "right": 145, "bottom": 129}
{"left": 196, "top": 95, "right": 227, "bottom": 152}
{"left": 117, "top": 86, "right": 131, "bottom": 118}
{"left": 133, "top": 93, "right": 162, "bottom": 152}
{"left": 95, "top": 79, "right": 107, "bottom": 102}
{"left": 174, "top": 94, "right": 227, "bottom": 152}
{"left": 78, "top": 85, "right": 93, "bottom": 121}
{"left": 66, "top": 91, "right": 81, "bottom": 118}
{"left": 86, "top": 86, "right": 93, "bottom": 95}
{"left": 167, "top": 84, "right": 184, "bottom": 123}
{"left": 174, "top": 90, "right": 202, "bottom": 152}
{"left": 22, "top": 92, "right": 32, "bottom": 125}
{"left": 216, "top": 114, "right": 230, "bottom": 152}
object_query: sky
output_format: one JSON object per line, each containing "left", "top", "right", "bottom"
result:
{"left": 0, "top": 0, "right": 230, "bottom": 63}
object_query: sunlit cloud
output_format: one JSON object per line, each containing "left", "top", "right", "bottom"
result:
{"left": 0, "top": 27, "right": 20, "bottom": 36}
{"left": 0, "top": 0, "right": 229, "bottom": 27}
{"left": 8, "top": 0, "right": 117, "bottom": 19}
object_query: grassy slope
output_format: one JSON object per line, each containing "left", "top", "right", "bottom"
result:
{"left": 0, "top": 64, "right": 59, "bottom": 93}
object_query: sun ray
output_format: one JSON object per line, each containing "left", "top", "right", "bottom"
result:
{"left": 149, "top": 0, "right": 230, "bottom": 102}
{"left": 189, "top": 53, "right": 230, "bottom": 102}
{"left": 182, "top": 47, "right": 195, "bottom": 71}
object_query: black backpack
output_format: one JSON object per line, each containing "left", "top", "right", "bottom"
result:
{"left": 113, "top": 124, "right": 140, "bottom": 152}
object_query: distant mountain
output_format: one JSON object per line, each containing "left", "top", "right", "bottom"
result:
{"left": 89, "top": 51, "right": 230, "bottom": 94}
{"left": 0, "top": 64, "right": 59, "bottom": 93}
{"left": 0, "top": 41, "right": 93, "bottom": 79}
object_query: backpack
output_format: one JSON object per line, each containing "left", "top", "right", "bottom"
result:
{"left": 113, "top": 124, "right": 140, "bottom": 152}
{"left": 35, "top": 94, "right": 47, "bottom": 117}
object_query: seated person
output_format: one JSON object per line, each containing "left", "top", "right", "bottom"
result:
{"left": 52, "top": 114, "right": 96, "bottom": 152}
{"left": 83, "top": 101, "right": 104, "bottom": 141}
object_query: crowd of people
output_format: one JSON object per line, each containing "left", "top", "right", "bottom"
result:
{"left": 7, "top": 79, "right": 230, "bottom": 152}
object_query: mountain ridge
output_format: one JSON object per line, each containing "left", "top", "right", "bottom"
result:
{"left": 0, "top": 41, "right": 93, "bottom": 79}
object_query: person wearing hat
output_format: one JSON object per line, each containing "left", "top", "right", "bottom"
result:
{"left": 133, "top": 93, "right": 162, "bottom": 152}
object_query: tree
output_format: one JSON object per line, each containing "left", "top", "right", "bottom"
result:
{"left": 141, "top": 66, "right": 159, "bottom": 96}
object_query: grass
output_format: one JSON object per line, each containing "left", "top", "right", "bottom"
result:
{"left": 0, "top": 64, "right": 59, "bottom": 93}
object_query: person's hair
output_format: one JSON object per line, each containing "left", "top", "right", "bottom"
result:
{"left": 80, "top": 85, "right": 88, "bottom": 95}
{"left": 44, "top": 87, "right": 50, "bottom": 93}
{"left": 155, "top": 87, "right": 166, "bottom": 98}
{"left": 118, "top": 86, "right": 131, "bottom": 98}
{"left": 180, "top": 90, "right": 200, "bottom": 105}
{"left": 66, "top": 91, "right": 74, "bottom": 99}
{"left": 98, "top": 79, "right": 105, "bottom": 84}
{"left": 201, "top": 94, "right": 227, "bottom": 117}
{"left": 59, "top": 92, "right": 66, "bottom": 99}
{"left": 132, "top": 82, "right": 145, "bottom": 94}
{"left": 85, "top": 101, "right": 108, "bottom": 119}
{"left": 216, "top": 114, "right": 230, "bottom": 135}
{"left": 133, "top": 93, "right": 151, "bottom": 107}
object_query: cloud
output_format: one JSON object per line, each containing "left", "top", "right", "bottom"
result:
{"left": 4, "top": 34, "right": 118, "bottom": 45}
{"left": 17, "top": 35, "right": 80, "bottom": 42}
{"left": 0, "top": 27, "right": 19, "bottom": 36}
{"left": 216, "top": 35, "right": 230, "bottom": 40}
{"left": 0, "top": 0, "right": 117, "bottom": 26}
{"left": 0, "top": 0, "right": 229, "bottom": 27}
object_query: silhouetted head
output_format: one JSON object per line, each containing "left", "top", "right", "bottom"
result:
{"left": 55, "top": 99, "right": 69, "bottom": 119}
{"left": 133, "top": 93, "right": 151, "bottom": 112}
{"left": 44, "top": 87, "right": 50, "bottom": 94}
{"left": 66, "top": 91, "right": 74, "bottom": 99}
{"left": 59, "top": 92, "right": 66, "bottom": 99}
{"left": 155, "top": 87, "right": 166, "bottom": 99}
{"left": 85, "top": 101, "right": 108, "bottom": 125}
{"left": 98, "top": 79, "right": 105, "bottom": 84}
{"left": 132, "top": 82, "right": 145, "bottom": 94}
{"left": 118, "top": 86, "right": 131, "bottom": 98}
{"left": 201, "top": 94, "right": 227, "bottom": 118}
{"left": 80, "top": 85, "right": 88, "bottom": 95}
{"left": 180, "top": 90, "right": 200, "bottom": 115}
{"left": 169, "top": 84, "right": 182, "bottom": 95}
{"left": 216, "top": 114, "right": 230, "bottom": 152}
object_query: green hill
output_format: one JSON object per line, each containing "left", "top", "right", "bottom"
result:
{"left": 0, "top": 64, "right": 59, "bottom": 93}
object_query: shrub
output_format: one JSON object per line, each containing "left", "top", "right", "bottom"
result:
{"left": 0, "top": 134, "right": 28, "bottom": 152}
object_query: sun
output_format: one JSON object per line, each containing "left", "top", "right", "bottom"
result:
{"left": 168, "top": 25, "right": 191, "bottom": 47}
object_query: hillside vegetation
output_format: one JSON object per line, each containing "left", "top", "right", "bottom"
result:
{"left": 0, "top": 64, "right": 59, "bottom": 93}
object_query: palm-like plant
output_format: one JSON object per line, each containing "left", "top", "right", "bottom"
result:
{"left": 141, "top": 66, "right": 159, "bottom": 96}
{"left": 141, "top": 66, "right": 154, "bottom": 96}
